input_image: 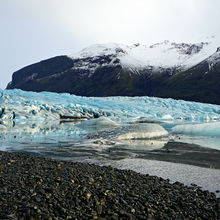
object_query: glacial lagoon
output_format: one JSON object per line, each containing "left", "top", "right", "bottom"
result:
{"left": 1, "top": 89, "right": 220, "bottom": 195}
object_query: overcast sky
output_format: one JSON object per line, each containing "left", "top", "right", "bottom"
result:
{"left": 1, "top": 0, "right": 220, "bottom": 89}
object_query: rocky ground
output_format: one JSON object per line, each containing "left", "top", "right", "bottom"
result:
{"left": 0, "top": 151, "right": 219, "bottom": 219}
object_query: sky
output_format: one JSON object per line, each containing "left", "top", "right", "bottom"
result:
{"left": 0, "top": 0, "right": 220, "bottom": 89}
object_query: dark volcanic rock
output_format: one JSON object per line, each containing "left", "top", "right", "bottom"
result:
{"left": 0, "top": 151, "right": 219, "bottom": 219}
{"left": 7, "top": 56, "right": 74, "bottom": 91}
{"left": 7, "top": 57, "right": 162, "bottom": 97}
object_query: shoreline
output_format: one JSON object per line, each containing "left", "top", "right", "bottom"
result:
{"left": 95, "top": 157, "right": 220, "bottom": 197}
{"left": 0, "top": 151, "right": 219, "bottom": 219}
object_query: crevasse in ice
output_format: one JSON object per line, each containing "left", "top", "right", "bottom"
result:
{"left": 1, "top": 89, "right": 220, "bottom": 123}
{"left": 0, "top": 89, "right": 220, "bottom": 150}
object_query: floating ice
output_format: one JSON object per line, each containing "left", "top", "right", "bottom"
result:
{"left": 172, "top": 122, "right": 220, "bottom": 137}
{"left": 86, "top": 123, "right": 168, "bottom": 141}
{"left": 117, "top": 139, "right": 168, "bottom": 150}
{"left": 1, "top": 89, "right": 220, "bottom": 153}
{"left": 171, "top": 135, "right": 220, "bottom": 151}
{"left": 76, "top": 117, "right": 120, "bottom": 131}
{"left": 85, "top": 123, "right": 168, "bottom": 151}
{"left": 117, "top": 124, "right": 168, "bottom": 140}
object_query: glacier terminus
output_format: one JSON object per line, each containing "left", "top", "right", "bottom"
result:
{"left": 1, "top": 88, "right": 220, "bottom": 150}
{"left": 1, "top": 89, "right": 220, "bottom": 195}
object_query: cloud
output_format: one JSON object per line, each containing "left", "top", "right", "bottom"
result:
{"left": 6, "top": 0, "right": 220, "bottom": 44}
{"left": 0, "top": 0, "right": 219, "bottom": 89}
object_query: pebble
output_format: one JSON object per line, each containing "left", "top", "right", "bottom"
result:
{"left": 0, "top": 150, "right": 219, "bottom": 219}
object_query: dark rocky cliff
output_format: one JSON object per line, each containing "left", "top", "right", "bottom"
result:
{"left": 7, "top": 49, "right": 220, "bottom": 105}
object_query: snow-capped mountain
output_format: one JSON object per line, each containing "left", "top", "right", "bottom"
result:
{"left": 205, "top": 47, "right": 220, "bottom": 70}
{"left": 70, "top": 38, "right": 218, "bottom": 74}
{"left": 6, "top": 37, "right": 220, "bottom": 104}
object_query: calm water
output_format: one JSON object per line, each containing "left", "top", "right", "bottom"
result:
{"left": 1, "top": 120, "right": 220, "bottom": 169}
{"left": 1, "top": 120, "right": 220, "bottom": 196}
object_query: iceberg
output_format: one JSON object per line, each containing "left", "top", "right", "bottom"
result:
{"left": 76, "top": 117, "right": 120, "bottom": 131}
{"left": 116, "top": 123, "right": 168, "bottom": 140}
{"left": 172, "top": 122, "right": 220, "bottom": 137}
{"left": 171, "top": 135, "right": 220, "bottom": 151}
{"left": 116, "top": 139, "right": 168, "bottom": 150}
{"left": 85, "top": 123, "right": 168, "bottom": 150}
{"left": 86, "top": 123, "right": 168, "bottom": 140}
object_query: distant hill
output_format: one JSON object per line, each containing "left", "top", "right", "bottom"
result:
{"left": 7, "top": 39, "right": 220, "bottom": 104}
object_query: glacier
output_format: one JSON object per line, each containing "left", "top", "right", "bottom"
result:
{"left": 1, "top": 88, "right": 220, "bottom": 153}
{"left": 1, "top": 89, "right": 220, "bottom": 195}
{"left": 1, "top": 89, "right": 220, "bottom": 197}
{"left": 1, "top": 89, "right": 220, "bottom": 122}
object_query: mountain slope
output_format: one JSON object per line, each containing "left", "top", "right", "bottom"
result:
{"left": 153, "top": 49, "right": 220, "bottom": 104}
{"left": 6, "top": 39, "right": 220, "bottom": 104}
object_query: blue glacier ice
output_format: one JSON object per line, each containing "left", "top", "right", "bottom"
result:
{"left": 1, "top": 89, "right": 220, "bottom": 122}
{"left": 1, "top": 89, "right": 220, "bottom": 195}
{"left": 0, "top": 88, "right": 220, "bottom": 152}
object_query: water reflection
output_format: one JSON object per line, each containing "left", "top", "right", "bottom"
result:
{"left": 0, "top": 120, "right": 86, "bottom": 145}
{"left": 0, "top": 120, "right": 220, "bottom": 169}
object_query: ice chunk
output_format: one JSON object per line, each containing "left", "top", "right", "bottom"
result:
{"left": 76, "top": 117, "right": 119, "bottom": 131}
{"left": 117, "top": 123, "right": 168, "bottom": 140}
{"left": 172, "top": 122, "right": 220, "bottom": 137}
{"left": 84, "top": 123, "right": 168, "bottom": 152}
{"left": 171, "top": 135, "right": 220, "bottom": 151}
{"left": 118, "top": 139, "right": 168, "bottom": 150}
{"left": 87, "top": 123, "right": 168, "bottom": 140}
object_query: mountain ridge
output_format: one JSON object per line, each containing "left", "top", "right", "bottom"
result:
{"left": 6, "top": 39, "right": 220, "bottom": 104}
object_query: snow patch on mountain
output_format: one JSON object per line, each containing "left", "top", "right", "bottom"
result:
{"left": 71, "top": 43, "right": 129, "bottom": 58}
{"left": 120, "top": 41, "right": 209, "bottom": 71}
{"left": 69, "top": 38, "right": 219, "bottom": 75}
{"left": 206, "top": 49, "right": 220, "bottom": 70}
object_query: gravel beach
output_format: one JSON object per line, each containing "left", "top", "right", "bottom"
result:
{"left": 0, "top": 151, "right": 219, "bottom": 219}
